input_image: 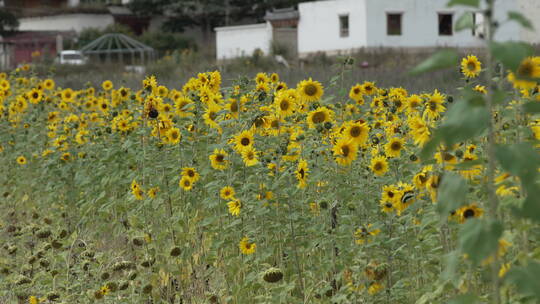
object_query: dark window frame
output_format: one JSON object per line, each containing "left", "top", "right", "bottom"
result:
{"left": 339, "top": 14, "right": 349, "bottom": 38}
{"left": 438, "top": 13, "right": 453, "bottom": 36}
{"left": 386, "top": 12, "right": 403, "bottom": 36}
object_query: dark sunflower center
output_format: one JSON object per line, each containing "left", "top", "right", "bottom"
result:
{"left": 374, "top": 162, "right": 382, "bottom": 171}
{"left": 247, "top": 152, "right": 255, "bottom": 160}
{"left": 463, "top": 208, "right": 475, "bottom": 218}
{"left": 518, "top": 61, "right": 533, "bottom": 77}
{"left": 419, "top": 175, "right": 427, "bottom": 184}
{"left": 299, "top": 168, "right": 305, "bottom": 178}
{"left": 312, "top": 111, "right": 326, "bottom": 124}
{"left": 341, "top": 145, "right": 350, "bottom": 157}
{"left": 171, "top": 131, "right": 179, "bottom": 139}
{"left": 365, "top": 85, "right": 372, "bottom": 92}
{"left": 280, "top": 100, "right": 289, "bottom": 111}
{"left": 467, "top": 62, "right": 476, "bottom": 71}
{"left": 429, "top": 102, "right": 437, "bottom": 111}
{"left": 388, "top": 191, "right": 394, "bottom": 198}
{"left": 209, "top": 111, "right": 217, "bottom": 121}
{"left": 443, "top": 153, "right": 454, "bottom": 161}
{"left": 187, "top": 171, "right": 194, "bottom": 177}
{"left": 216, "top": 154, "right": 224, "bottom": 162}
{"left": 353, "top": 88, "right": 360, "bottom": 94}
{"left": 241, "top": 137, "right": 250, "bottom": 146}
{"left": 32, "top": 92, "right": 38, "bottom": 98}
{"left": 350, "top": 126, "right": 361, "bottom": 137}
{"left": 304, "top": 84, "right": 317, "bottom": 96}
{"left": 184, "top": 180, "right": 191, "bottom": 187}
{"left": 230, "top": 101, "right": 238, "bottom": 112}
{"left": 391, "top": 141, "right": 401, "bottom": 151}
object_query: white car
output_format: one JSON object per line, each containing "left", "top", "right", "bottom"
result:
{"left": 56, "top": 50, "right": 88, "bottom": 65}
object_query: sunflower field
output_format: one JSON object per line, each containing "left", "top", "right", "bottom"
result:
{"left": 1, "top": 2, "right": 540, "bottom": 304}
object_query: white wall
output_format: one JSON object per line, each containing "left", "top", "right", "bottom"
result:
{"left": 365, "top": 0, "right": 520, "bottom": 48}
{"left": 298, "top": 0, "right": 367, "bottom": 57}
{"left": 297, "top": 0, "right": 528, "bottom": 57}
{"left": 215, "top": 23, "right": 272, "bottom": 60}
{"left": 18, "top": 14, "right": 115, "bottom": 33}
{"left": 516, "top": 0, "right": 540, "bottom": 44}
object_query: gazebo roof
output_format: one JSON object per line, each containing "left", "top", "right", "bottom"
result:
{"left": 80, "top": 33, "right": 154, "bottom": 55}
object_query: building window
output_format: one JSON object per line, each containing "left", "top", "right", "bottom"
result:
{"left": 472, "top": 12, "right": 485, "bottom": 39}
{"left": 339, "top": 15, "right": 349, "bottom": 37}
{"left": 438, "top": 13, "right": 453, "bottom": 36}
{"left": 387, "top": 13, "right": 402, "bottom": 36}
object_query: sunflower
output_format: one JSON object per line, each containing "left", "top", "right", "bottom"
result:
{"left": 179, "top": 176, "right": 193, "bottom": 191}
{"left": 362, "top": 81, "right": 376, "bottom": 95}
{"left": 241, "top": 147, "right": 259, "bottom": 167}
{"left": 181, "top": 167, "right": 200, "bottom": 183}
{"left": 426, "top": 175, "right": 441, "bottom": 203}
{"left": 220, "top": 186, "right": 236, "bottom": 200}
{"left": 295, "top": 159, "right": 309, "bottom": 189}
{"left": 174, "top": 96, "right": 194, "bottom": 118}
{"left": 307, "top": 106, "right": 334, "bottom": 129}
{"left": 275, "top": 81, "right": 288, "bottom": 92}
{"left": 507, "top": 57, "right": 540, "bottom": 90}
{"left": 239, "top": 236, "right": 256, "bottom": 254}
{"left": 407, "top": 116, "right": 431, "bottom": 146}
{"left": 384, "top": 137, "right": 405, "bottom": 158}
{"left": 461, "top": 55, "right": 482, "bottom": 78}
{"left": 370, "top": 155, "right": 388, "bottom": 176}
{"left": 226, "top": 98, "right": 240, "bottom": 119}
{"left": 132, "top": 186, "right": 145, "bottom": 200}
{"left": 234, "top": 130, "right": 254, "bottom": 152}
{"left": 270, "top": 72, "right": 279, "bottom": 83}
{"left": 381, "top": 184, "right": 398, "bottom": 205}
{"left": 459, "top": 152, "right": 483, "bottom": 180}
{"left": 349, "top": 84, "right": 364, "bottom": 103}
{"left": 274, "top": 91, "right": 296, "bottom": 117}
{"left": 203, "top": 102, "right": 222, "bottom": 131}
{"left": 333, "top": 138, "right": 358, "bottom": 166}
{"left": 255, "top": 72, "right": 269, "bottom": 85}
{"left": 297, "top": 78, "right": 323, "bottom": 102}
{"left": 343, "top": 121, "right": 369, "bottom": 146}
{"left": 147, "top": 187, "right": 159, "bottom": 199}
{"left": 102, "top": 80, "right": 113, "bottom": 91}
{"left": 457, "top": 203, "right": 484, "bottom": 223}
{"left": 16, "top": 155, "right": 27, "bottom": 165}
{"left": 210, "top": 149, "right": 229, "bottom": 170}
{"left": 227, "top": 200, "right": 241, "bottom": 216}
{"left": 405, "top": 94, "right": 423, "bottom": 116}
{"left": 423, "top": 90, "right": 446, "bottom": 120}
{"left": 59, "top": 151, "right": 70, "bottom": 161}
{"left": 28, "top": 88, "right": 42, "bottom": 104}
{"left": 166, "top": 127, "right": 181, "bottom": 145}
{"left": 354, "top": 224, "right": 380, "bottom": 245}
{"left": 473, "top": 85, "right": 487, "bottom": 94}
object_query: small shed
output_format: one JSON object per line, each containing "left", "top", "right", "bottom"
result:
{"left": 79, "top": 33, "right": 156, "bottom": 65}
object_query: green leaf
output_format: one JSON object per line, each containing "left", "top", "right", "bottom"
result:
{"left": 495, "top": 143, "right": 540, "bottom": 182}
{"left": 489, "top": 41, "right": 533, "bottom": 71}
{"left": 447, "top": 293, "right": 480, "bottom": 304}
{"left": 409, "top": 49, "right": 460, "bottom": 75}
{"left": 437, "top": 94, "right": 490, "bottom": 146}
{"left": 437, "top": 173, "right": 468, "bottom": 216}
{"left": 507, "top": 261, "right": 540, "bottom": 300}
{"left": 508, "top": 11, "right": 534, "bottom": 30}
{"left": 447, "top": 0, "right": 480, "bottom": 7}
{"left": 459, "top": 219, "right": 503, "bottom": 265}
{"left": 523, "top": 101, "right": 540, "bottom": 113}
{"left": 455, "top": 12, "right": 474, "bottom": 32}
{"left": 419, "top": 134, "right": 441, "bottom": 160}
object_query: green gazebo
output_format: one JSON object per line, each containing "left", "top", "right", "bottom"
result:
{"left": 79, "top": 33, "right": 156, "bottom": 64}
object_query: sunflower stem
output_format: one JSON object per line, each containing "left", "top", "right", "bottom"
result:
{"left": 483, "top": 1, "right": 501, "bottom": 303}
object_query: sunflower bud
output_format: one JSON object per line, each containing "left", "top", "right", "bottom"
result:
{"left": 263, "top": 268, "right": 283, "bottom": 283}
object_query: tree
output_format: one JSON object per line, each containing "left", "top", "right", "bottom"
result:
{"left": 128, "top": 0, "right": 304, "bottom": 42}
{"left": 0, "top": 8, "right": 19, "bottom": 34}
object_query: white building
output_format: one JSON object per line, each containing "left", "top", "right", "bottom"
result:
{"left": 215, "top": 23, "right": 273, "bottom": 60}
{"left": 298, "top": 0, "right": 539, "bottom": 57}
{"left": 215, "top": 0, "right": 540, "bottom": 60}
